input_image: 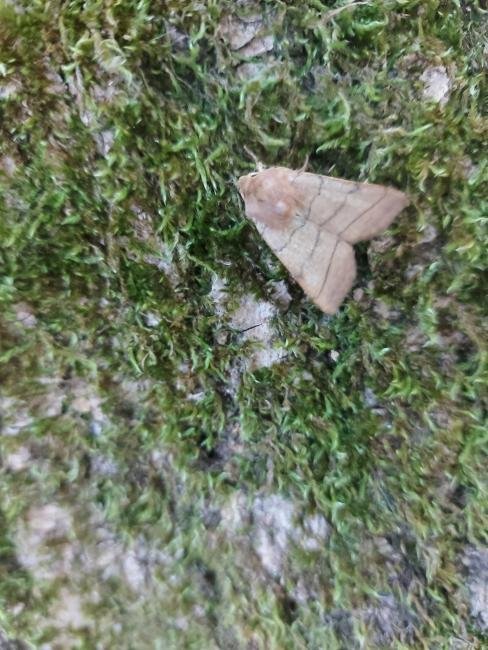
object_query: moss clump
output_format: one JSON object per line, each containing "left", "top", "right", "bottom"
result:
{"left": 0, "top": 1, "right": 486, "bottom": 647}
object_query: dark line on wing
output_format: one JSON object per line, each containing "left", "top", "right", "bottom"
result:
{"left": 276, "top": 176, "right": 324, "bottom": 254}
{"left": 299, "top": 224, "right": 321, "bottom": 276}
{"left": 290, "top": 170, "right": 302, "bottom": 185}
{"left": 313, "top": 239, "right": 339, "bottom": 300}
{"left": 275, "top": 218, "right": 306, "bottom": 253}
{"left": 319, "top": 194, "right": 348, "bottom": 227}
{"left": 310, "top": 183, "right": 358, "bottom": 231}
{"left": 299, "top": 176, "right": 326, "bottom": 261}
{"left": 338, "top": 188, "right": 388, "bottom": 237}
{"left": 311, "top": 177, "right": 325, "bottom": 214}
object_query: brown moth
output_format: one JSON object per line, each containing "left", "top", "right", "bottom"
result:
{"left": 238, "top": 166, "right": 409, "bottom": 314}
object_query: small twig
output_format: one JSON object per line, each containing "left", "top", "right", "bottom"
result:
{"left": 238, "top": 321, "right": 264, "bottom": 334}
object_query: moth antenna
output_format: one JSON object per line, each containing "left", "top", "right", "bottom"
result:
{"left": 298, "top": 154, "right": 310, "bottom": 173}
{"left": 243, "top": 146, "right": 265, "bottom": 171}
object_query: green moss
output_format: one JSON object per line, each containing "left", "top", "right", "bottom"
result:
{"left": 0, "top": 0, "right": 486, "bottom": 647}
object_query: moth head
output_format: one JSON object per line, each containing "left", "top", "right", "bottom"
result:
{"left": 236, "top": 172, "right": 257, "bottom": 199}
{"left": 237, "top": 167, "right": 303, "bottom": 229}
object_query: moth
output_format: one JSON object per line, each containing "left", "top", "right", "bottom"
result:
{"left": 238, "top": 166, "right": 409, "bottom": 314}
